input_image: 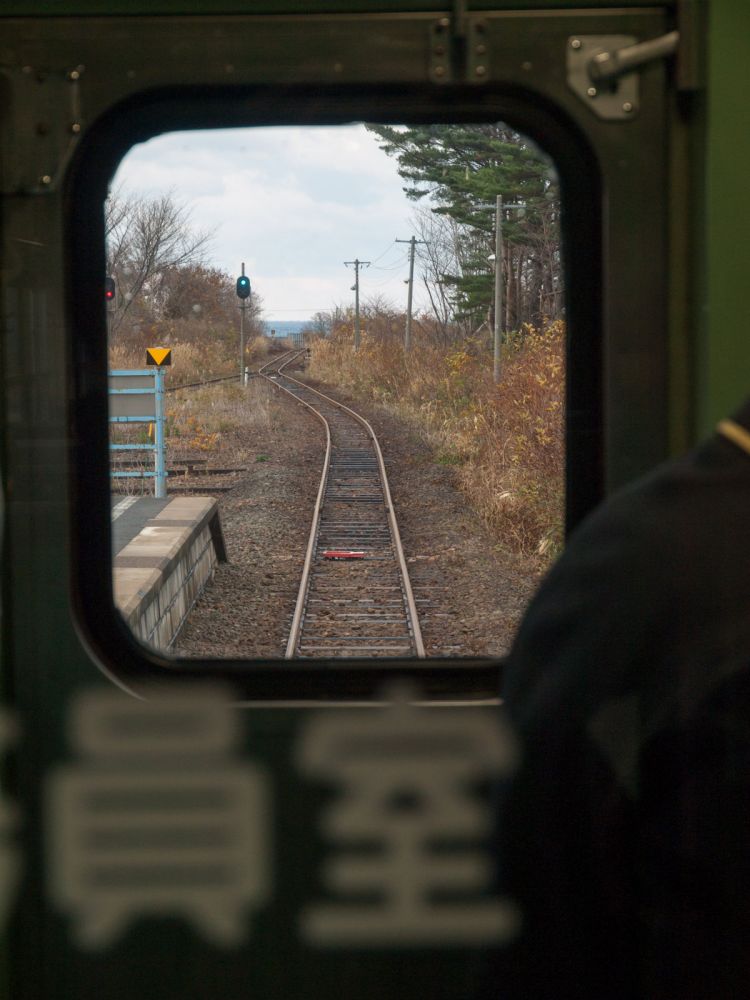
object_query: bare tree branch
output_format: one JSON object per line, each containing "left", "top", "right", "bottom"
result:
{"left": 105, "top": 189, "right": 215, "bottom": 333}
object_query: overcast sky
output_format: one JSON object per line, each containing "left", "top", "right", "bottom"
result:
{"left": 112, "top": 124, "right": 430, "bottom": 323}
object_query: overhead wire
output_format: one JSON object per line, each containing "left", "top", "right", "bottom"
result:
{"left": 368, "top": 240, "right": 399, "bottom": 266}
{"left": 369, "top": 255, "right": 410, "bottom": 272}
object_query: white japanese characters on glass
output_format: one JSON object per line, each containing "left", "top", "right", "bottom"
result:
{"left": 46, "top": 686, "right": 270, "bottom": 949}
{"left": 297, "top": 684, "right": 521, "bottom": 947}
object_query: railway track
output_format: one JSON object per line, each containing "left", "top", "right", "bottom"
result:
{"left": 259, "top": 350, "right": 425, "bottom": 659}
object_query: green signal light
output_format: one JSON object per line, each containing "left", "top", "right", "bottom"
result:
{"left": 236, "top": 275, "right": 251, "bottom": 300}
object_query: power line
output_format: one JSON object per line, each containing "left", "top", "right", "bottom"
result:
{"left": 370, "top": 253, "right": 410, "bottom": 272}
{"left": 369, "top": 240, "right": 399, "bottom": 266}
{"left": 367, "top": 274, "right": 406, "bottom": 290}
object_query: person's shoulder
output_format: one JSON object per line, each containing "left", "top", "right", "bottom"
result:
{"left": 502, "top": 427, "right": 750, "bottom": 711}
{"left": 560, "top": 425, "right": 750, "bottom": 566}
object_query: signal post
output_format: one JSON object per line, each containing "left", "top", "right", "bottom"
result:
{"left": 236, "top": 263, "right": 251, "bottom": 383}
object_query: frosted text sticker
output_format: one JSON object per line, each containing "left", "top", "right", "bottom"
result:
{"left": 47, "top": 687, "right": 269, "bottom": 949}
{"left": 298, "top": 684, "right": 520, "bottom": 947}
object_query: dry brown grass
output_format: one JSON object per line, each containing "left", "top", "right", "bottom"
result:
{"left": 109, "top": 321, "right": 564, "bottom": 562}
{"left": 309, "top": 320, "right": 565, "bottom": 561}
{"left": 109, "top": 334, "right": 282, "bottom": 483}
{"left": 165, "top": 378, "right": 287, "bottom": 462}
{"left": 109, "top": 330, "right": 273, "bottom": 382}
{"left": 110, "top": 340, "right": 236, "bottom": 383}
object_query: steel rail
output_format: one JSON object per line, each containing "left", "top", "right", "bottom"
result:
{"left": 260, "top": 350, "right": 425, "bottom": 659}
{"left": 288, "top": 373, "right": 425, "bottom": 658}
{"left": 257, "top": 349, "right": 305, "bottom": 377}
{"left": 258, "top": 351, "right": 331, "bottom": 658}
{"left": 165, "top": 348, "right": 303, "bottom": 392}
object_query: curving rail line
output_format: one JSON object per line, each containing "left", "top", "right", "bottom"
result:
{"left": 258, "top": 350, "right": 425, "bottom": 659}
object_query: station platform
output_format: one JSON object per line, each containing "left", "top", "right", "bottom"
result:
{"left": 111, "top": 495, "right": 227, "bottom": 649}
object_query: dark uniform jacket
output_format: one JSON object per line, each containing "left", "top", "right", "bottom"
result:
{"left": 494, "top": 403, "right": 750, "bottom": 999}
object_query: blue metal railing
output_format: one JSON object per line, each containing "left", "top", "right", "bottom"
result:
{"left": 109, "top": 369, "right": 167, "bottom": 498}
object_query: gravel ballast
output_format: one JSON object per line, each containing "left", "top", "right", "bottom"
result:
{"left": 171, "top": 368, "right": 544, "bottom": 660}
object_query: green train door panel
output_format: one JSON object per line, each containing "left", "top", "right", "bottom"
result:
{"left": 0, "top": 6, "right": 682, "bottom": 999}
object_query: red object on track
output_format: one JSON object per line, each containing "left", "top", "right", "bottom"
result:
{"left": 323, "top": 550, "right": 366, "bottom": 560}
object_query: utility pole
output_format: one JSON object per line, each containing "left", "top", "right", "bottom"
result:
{"left": 345, "top": 258, "right": 370, "bottom": 350}
{"left": 491, "top": 197, "right": 525, "bottom": 383}
{"left": 396, "top": 236, "right": 426, "bottom": 351}
{"left": 493, "top": 195, "right": 504, "bottom": 384}
{"left": 240, "top": 295, "right": 245, "bottom": 381}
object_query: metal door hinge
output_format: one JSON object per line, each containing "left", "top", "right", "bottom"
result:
{"left": 429, "top": 1, "right": 489, "bottom": 84}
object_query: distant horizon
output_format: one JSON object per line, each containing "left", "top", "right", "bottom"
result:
{"left": 262, "top": 318, "right": 310, "bottom": 335}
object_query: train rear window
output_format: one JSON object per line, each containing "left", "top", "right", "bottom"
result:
{"left": 103, "top": 123, "right": 565, "bottom": 664}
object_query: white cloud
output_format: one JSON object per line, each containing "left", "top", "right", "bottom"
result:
{"left": 112, "top": 125, "right": 428, "bottom": 320}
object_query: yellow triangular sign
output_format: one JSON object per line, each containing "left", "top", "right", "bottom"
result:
{"left": 146, "top": 347, "right": 172, "bottom": 366}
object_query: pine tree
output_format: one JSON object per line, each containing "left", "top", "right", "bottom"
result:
{"left": 366, "top": 124, "right": 561, "bottom": 332}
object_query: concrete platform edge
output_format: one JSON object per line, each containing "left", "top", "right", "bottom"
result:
{"left": 113, "top": 496, "right": 227, "bottom": 649}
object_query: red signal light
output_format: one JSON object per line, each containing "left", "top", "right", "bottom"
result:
{"left": 105, "top": 276, "right": 116, "bottom": 301}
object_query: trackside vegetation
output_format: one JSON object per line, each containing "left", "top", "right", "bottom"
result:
{"left": 302, "top": 123, "right": 566, "bottom": 561}
{"left": 308, "top": 318, "right": 565, "bottom": 561}
{"left": 366, "top": 123, "right": 562, "bottom": 334}
{"left": 107, "top": 124, "right": 565, "bottom": 560}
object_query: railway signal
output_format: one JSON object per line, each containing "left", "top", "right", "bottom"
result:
{"left": 237, "top": 263, "right": 251, "bottom": 384}
{"left": 105, "top": 276, "right": 116, "bottom": 302}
